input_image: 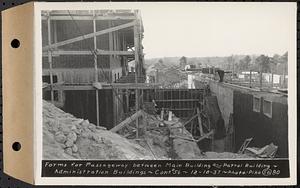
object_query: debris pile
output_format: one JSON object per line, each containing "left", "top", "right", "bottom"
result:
{"left": 43, "top": 100, "right": 155, "bottom": 160}
{"left": 118, "top": 110, "right": 204, "bottom": 159}
{"left": 43, "top": 100, "right": 261, "bottom": 160}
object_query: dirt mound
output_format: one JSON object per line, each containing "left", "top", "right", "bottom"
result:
{"left": 133, "top": 115, "right": 203, "bottom": 159}
{"left": 43, "top": 100, "right": 155, "bottom": 160}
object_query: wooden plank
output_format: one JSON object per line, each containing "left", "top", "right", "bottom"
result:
{"left": 42, "top": 15, "right": 136, "bottom": 21}
{"left": 43, "top": 21, "right": 136, "bottom": 50}
{"left": 175, "top": 130, "right": 214, "bottom": 143}
{"left": 110, "top": 110, "right": 144, "bottom": 132}
{"left": 196, "top": 108, "right": 204, "bottom": 136}
{"left": 195, "top": 130, "right": 214, "bottom": 142}
{"left": 45, "top": 83, "right": 162, "bottom": 91}
{"left": 181, "top": 114, "right": 198, "bottom": 127}
{"left": 42, "top": 50, "right": 134, "bottom": 56}
{"left": 93, "top": 10, "right": 100, "bottom": 127}
{"left": 47, "top": 14, "right": 54, "bottom": 103}
{"left": 169, "top": 135, "right": 195, "bottom": 142}
{"left": 168, "top": 108, "right": 194, "bottom": 111}
{"left": 155, "top": 99, "right": 199, "bottom": 102}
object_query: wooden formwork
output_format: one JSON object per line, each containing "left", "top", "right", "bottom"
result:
{"left": 142, "top": 89, "right": 204, "bottom": 118}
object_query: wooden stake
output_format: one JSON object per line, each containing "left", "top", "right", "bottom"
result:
{"left": 196, "top": 108, "right": 204, "bottom": 136}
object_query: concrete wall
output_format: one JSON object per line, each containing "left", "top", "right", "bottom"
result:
{"left": 209, "top": 81, "right": 233, "bottom": 129}
{"left": 233, "top": 91, "right": 288, "bottom": 157}
{"left": 208, "top": 80, "right": 288, "bottom": 157}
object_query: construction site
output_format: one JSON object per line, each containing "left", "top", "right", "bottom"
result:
{"left": 42, "top": 10, "right": 288, "bottom": 160}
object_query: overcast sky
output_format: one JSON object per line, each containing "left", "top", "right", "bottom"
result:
{"left": 137, "top": 3, "right": 295, "bottom": 59}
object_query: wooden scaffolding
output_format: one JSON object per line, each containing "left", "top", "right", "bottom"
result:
{"left": 42, "top": 10, "right": 148, "bottom": 131}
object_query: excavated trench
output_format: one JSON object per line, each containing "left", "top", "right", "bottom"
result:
{"left": 43, "top": 100, "right": 253, "bottom": 160}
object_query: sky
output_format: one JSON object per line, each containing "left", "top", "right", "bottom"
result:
{"left": 137, "top": 3, "right": 296, "bottom": 59}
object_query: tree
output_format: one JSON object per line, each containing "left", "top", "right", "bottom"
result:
{"left": 237, "top": 55, "right": 251, "bottom": 71}
{"left": 179, "top": 56, "right": 187, "bottom": 68}
{"left": 255, "top": 55, "right": 271, "bottom": 73}
{"left": 158, "top": 59, "right": 164, "bottom": 64}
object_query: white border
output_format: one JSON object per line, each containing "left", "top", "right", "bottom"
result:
{"left": 33, "top": 2, "right": 297, "bottom": 186}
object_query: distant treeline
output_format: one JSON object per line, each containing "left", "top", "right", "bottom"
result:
{"left": 145, "top": 52, "right": 288, "bottom": 75}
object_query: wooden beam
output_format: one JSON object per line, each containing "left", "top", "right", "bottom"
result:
{"left": 110, "top": 110, "right": 144, "bottom": 132}
{"left": 195, "top": 130, "right": 214, "bottom": 142}
{"left": 45, "top": 83, "right": 162, "bottom": 91}
{"left": 168, "top": 108, "right": 195, "bottom": 111}
{"left": 47, "top": 15, "right": 54, "bottom": 103}
{"left": 155, "top": 99, "right": 199, "bottom": 102}
{"left": 43, "top": 21, "right": 136, "bottom": 51}
{"left": 93, "top": 10, "right": 100, "bottom": 127}
{"left": 196, "top": 108, "right": 204, "bottom": 136}
{"left": 181, "top": 114, "right": 198, "bottom": 127}
{"left": 170, "top": 130, "right": 214, "bottom": 143}
{"left": 169, "top": 135, "right": 195, "bottom": 142}
{"left": 42, "top": 15, "right": 136, "bottom": 21}
{"left": 42, "top": 50, "right": 135, "bottom": 56}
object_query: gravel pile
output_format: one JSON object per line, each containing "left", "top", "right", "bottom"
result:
{"left": 43, "top": 100, "right": 155, "bottom": 160}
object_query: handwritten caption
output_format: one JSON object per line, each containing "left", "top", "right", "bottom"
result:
{"left": 42, "top": 160, "right": 289, "bottom": 177}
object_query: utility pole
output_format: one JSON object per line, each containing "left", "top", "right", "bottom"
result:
{"left": 249, "top": 70, "right": 252, "bottom": 88}
{"left": 232, "top": 55, "right": 234, "bottom": 81}
{"left": 259, "top": 66, "right": 263, "bottom": 90}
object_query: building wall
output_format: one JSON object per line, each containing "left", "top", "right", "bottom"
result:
{"left": 233, "top": 91, "right": 288, "bottom": 158}
{"left": 209, "top": 81, "right": 233, "bottom": 129}
{"left": 209, "top": 81, "right": 288, "bottom": 157}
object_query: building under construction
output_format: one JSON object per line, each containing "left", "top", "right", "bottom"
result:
{"left": 42, "top": 10, "right": 288, "bottom": 160}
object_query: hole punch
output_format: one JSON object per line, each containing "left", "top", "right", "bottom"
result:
{"left": 11, "top": 39, "right": 20, "bottom": 48}
{"left": 12, "top": 142, "right": 21, "bottom": 151}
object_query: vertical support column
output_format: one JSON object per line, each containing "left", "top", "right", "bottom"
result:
{"left": 47, "top": 13, "right": 54, "bottom": 103}
{"left": 53, "top": 20, "right": 64, "bottom": 105}
{"left": 93, "top": 10, "right": 100, "bottom": 127}
{"left": 126, "top": 89, "right": 129, "bottom": 113}
{"left": 108, "top": 21, "right": 117, "bottom": 126}
{"left": 134, "top": 19, "right": 140, "bottom": 138}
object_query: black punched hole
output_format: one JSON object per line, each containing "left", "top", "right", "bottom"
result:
{"left": 10, "top": 39, "right": 20, "bottom": 48}
{"left": 2, "top": 2, "right": 5, "bottom": 6}
{"left": 12, "top": 142, "right": 21, "bottom": 151}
